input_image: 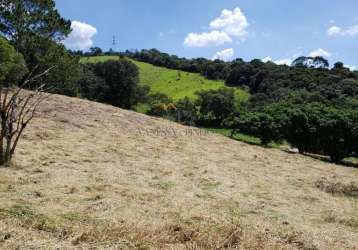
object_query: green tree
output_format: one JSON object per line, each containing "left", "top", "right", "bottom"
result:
{"left": 89, "top": 47, "right": 103, "bottom": 56}
{"left": 77, "top": 64, "right": 108, "bottom": 101}
{"left": 37, "top": 41, "right": 80, "bottom": 96}
{"left": 0, "top": 37, "right": 27, "bottom": 84}
{"left": 333, "top": 62, "right": 344, "bottom": 70}
{"left": 91, "top": 59, "right": 141, "bottom": 109}
{"left": 195, "top": 87, "right": 235, "bottom": 124}
{"left": 225, "top": 63, "right": 254, "bottom": 87}
{"left": 175, "top": 97, "right": 197, "bottom": 125}
{"left": 0, "top": 38, "right": 50, "bottom": 166}
{"left": 311, "top": 105, "right": 357, "bottom": 162}
{"left": 0, "top": 0, "right": 71, "bottom": 58}
{"left": 265, "top": 103, "right": 358, "bottom": 162}
{"left": 0, "top": 0, "right": 79, "bottom": 95}
{"left": 239, "top": 112, "right": 280, "bottom": 145}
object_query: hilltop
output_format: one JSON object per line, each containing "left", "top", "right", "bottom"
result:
{"left": 0, "top": 93, "right": 357, "bottom": 249}
{"left": 81, "top": 56, "right": 249, "bottom": 101}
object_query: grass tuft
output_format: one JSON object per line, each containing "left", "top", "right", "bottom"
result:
{"left": 315, "top": 178, "right": 358, "bottom": 198}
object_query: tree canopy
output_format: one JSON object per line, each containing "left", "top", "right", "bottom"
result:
{"left": 0, "top": 36, "right": 27, "bottom": 84}
{"left": 0, "top": 0, "right": 79, "bottom": 95}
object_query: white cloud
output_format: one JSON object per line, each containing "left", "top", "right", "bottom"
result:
{"left": 212, "top": 48, "right": 235, "bottom": 61}
{"left": 209, "top": 7, "right": 249, "bottom": 39}
{"left": 345, "top": 25, "right": 358, "bottom": 36}
{"left": 327, "top": 26, "right": 342, "bottom": 37}
{"left": 274, "top": 58, "right": 292, "bottom": 65}
{"left": 64, "top": 21, "right": 97, "bottom": 50}
{"left": 261, "top": 57, "right": 272, "bottom": 63}
{"left": 183, "top": 6, "right": 249, "bottom": 48}
{"left": 262, "top": 49, "right": 331, "bottom": 67}
{"left": 309, "top": 48, "right": 331, "bottom": 58}
{"left": 327, "top": 25, "right": 358, "bottom": 37}
{"left": 345, "top": 64, "right": 357, "bottom": 71}
{"left": 261, "top": 57, "right": 292, "bottom": 65}
{"left": 183, "top": 30, "right": 232, "bottom": 47}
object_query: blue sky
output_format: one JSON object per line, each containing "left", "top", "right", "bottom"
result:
{"left": 56, "top": 0, "right": 358, "bottom": 69}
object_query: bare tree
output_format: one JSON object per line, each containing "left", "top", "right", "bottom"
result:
{"left": 0, "top": 68, "right": 53, "bottom": 166}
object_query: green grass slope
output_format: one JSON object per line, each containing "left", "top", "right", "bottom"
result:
{"left": 81, "top": 56, "right": 249, "bottom": 102}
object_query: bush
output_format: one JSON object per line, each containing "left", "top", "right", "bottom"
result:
{"left": 148, "top": 103, "right": 171, "bottom": 117}
{"left": 147, "top": 93, "right": 175, "bottom": 117}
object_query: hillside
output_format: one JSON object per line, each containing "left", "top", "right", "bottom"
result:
{"left": 81, "top": 56, "right": 249, "bottom": 101}
{"left": 0, "top": 94, "right": 358, "bottom": 249}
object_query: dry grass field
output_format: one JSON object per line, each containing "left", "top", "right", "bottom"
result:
{"left": 0, "top": 94, "right": 358, "bottom": 249}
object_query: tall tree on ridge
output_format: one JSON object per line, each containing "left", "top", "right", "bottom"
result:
{"left": 0, "top": 0, "right": 80, "bottom": 95}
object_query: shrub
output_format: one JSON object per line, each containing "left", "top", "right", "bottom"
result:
{"left": 147, "top": 93, "right": 174, "bottom": 117}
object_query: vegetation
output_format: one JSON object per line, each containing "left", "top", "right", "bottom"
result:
{"left": 81, "top": 55, "right": 249, "bottom": 102}
{"left": 0, "top": 0, "right": 80, "bottom": 96}
{"left": 0, "top": 37, "right": 51, "bottom": 166}
{"left": 224, "top": 103, "right": 358, "bottom": 162}
{"left": 84, "top": 60, "right": 146, "bottom": 109}
{"left": 125, "top": 48, "right": 232, "bottom": 80}
{"left": 0, "top": 37, "right": 27, "bottom": 85}
{"left": 0, "top": 0, "right": 79, "bottom": 166}
{"left": 0, "top": 1, "right": 358, "bottom": 248}
{"left": 206, "top": 128, "right": 261, "bottom": 145}
{"left": 1, "top": 0, "right": 357, "bottom": 166}
{"left": 1, "top": 93, "right": 357, "bottom": 249}
{"left": 82, "top": 49, "right": 358, "bottom": 162}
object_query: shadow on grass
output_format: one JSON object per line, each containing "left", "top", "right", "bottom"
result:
{"left": 302, "top": 153, "right": 358, "bottom": 169}
{"left": 205, "top": 128, "right": 281, "bottom": 148}
{"left": 208, "top": 127, "right": 358, "bottom": 168}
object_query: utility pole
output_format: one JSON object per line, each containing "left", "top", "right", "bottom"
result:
{"left": 112, "top": 35, "right": 116, "bottom": 52}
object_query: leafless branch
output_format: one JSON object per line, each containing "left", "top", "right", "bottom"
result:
{"left": 0, "top": 66, "right": 54, "bottom": 166}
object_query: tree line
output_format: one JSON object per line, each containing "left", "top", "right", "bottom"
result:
{"left": 143, "top": 86, "right": 357, "bottom": 163}
{"left": 124, "top": 49, "right": 357, "bottom": 163}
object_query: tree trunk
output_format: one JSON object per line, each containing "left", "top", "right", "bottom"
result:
{"left": 330, "top": 154, "right": 343, "bottom": 164}
{"left": 298, "top": 147, "right": 305, "bottom": 154}
{"left": 0, "top": 114, "right": 6, "bottom": 166}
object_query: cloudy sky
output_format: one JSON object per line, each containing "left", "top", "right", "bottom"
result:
{"left": 57, "top": 0, "right": 358, "bottom": 68}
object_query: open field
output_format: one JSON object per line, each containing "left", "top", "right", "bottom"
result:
{"left": 0, "top": 94, "right": 358, "bottom": 249}
{"left": 81, "top": 56, "right": 249, "bottom": 102}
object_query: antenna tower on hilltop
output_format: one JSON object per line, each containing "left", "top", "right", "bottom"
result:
{"left": 112, "top": 35, "right": 117, "bottom": 52}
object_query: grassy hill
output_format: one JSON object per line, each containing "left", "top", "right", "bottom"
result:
{"left": 0, "top": 93, "right": 358, "bottom": 249}
{"left": 81, "top": 56, "right": 249, "bottom": 101}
